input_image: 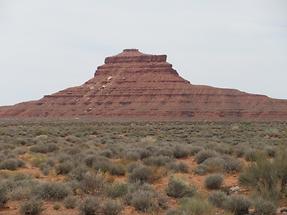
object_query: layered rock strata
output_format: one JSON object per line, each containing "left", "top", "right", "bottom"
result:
{"left": 1, "top": 49, "right": 287, "bottom": 121}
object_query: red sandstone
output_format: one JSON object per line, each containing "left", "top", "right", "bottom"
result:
{"left": 1, "top": 49, "right": 287, "bottom": 121}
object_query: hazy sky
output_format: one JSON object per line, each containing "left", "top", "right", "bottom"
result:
{"left": 0, "top": 0, "right": 287, "bottom": 106}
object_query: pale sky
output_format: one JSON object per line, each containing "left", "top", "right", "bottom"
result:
{"left": 0, "top": 0, "right": 287, "bottom": 106}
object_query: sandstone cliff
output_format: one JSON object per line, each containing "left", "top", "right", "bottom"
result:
{"left": 1, "top": 49, "right": 287, "bottom": 121}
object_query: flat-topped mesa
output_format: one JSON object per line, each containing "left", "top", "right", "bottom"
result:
{"left": 104, "top": 49, "right": 167, "bottom": 64}
{"left": 1, "top": 48, "right": 287, "bottom": 121}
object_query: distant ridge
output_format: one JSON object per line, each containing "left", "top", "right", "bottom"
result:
{"left": 1, "top": 49, "right": 287, "bottom": 121}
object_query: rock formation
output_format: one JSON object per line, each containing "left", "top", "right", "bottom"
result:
{"left": 1, "top": 49, "right": 287, "bottom": 121}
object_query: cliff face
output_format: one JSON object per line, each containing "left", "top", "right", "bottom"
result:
{"left": 1, "top": 49, "right": 287, "bottom": 121}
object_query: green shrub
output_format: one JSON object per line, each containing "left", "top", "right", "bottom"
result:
{"left": 64, "top": 196, "right": 77, "bottom": 209}
{"left": 179, "top": 197, "right": 214, "bottom": 215}
{"left": 239, "top": 155, "right": 280, "bottom": 200}
{"left": 106, "top": 183, "right": 128, "bottom": 198}
{"left": 79, "top": 197, "right": 100, "bottom": 215}
{"left": 223, "top": 156, "right": 242, "bottom": 173}
{"left": 204, "top": 174, "right": 224, "bottom": 190}
{"left": 33, "top": 182, "right": 70, "bottom": 200}
{"left": 224, "top": 195, "right": 251, "bottom": 215}
{"left": 166, "top": 177, "right": 196, "bottom": 198}
{"left": 102, "top": 199, "right": 122, "bottom": 215}
{"left": 195, "top": 150, "right": 217, "bottom": 164}
{"left": 20, "top": 199, "right": 43, "bottom": 215}
{"left": 254, "top": 198, "right": 276, "bottom": 215}
{"left": 208, "top": 191, "right": 228, "bottom": 208}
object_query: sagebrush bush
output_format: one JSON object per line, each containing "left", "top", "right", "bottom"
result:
{"left": 173, "top": 145, "right": 190, "bottom": 158}
{"left": 0, "top": 188, "right": 7, "bottom": 208}
{"left": 106, "top": 183, "right": 128, "bottom": 198}
{"left": 208, "top": 191, "right": 228, "bottom": 208}
{"left": 168, "top": 162, "right": 189, "bottom": 173}
{"left": 143, "top": 155, "right": 172, "bottom": 166}
{"left": 109, "top": 163, "right": 125, "bottom": 176}
{"left": 0, "top": 158, "right": 25, "bottom": 170}
{"left": 195, "top": 150, "right": 217, "bottom": 164}
{"left": 102, "top": 199, "right": 122, "bottom": 215}
{"left": 128, "top": 165, "right": 154, "bottom": 183}
{"left": 126, "top": 183, "right": 166, "bottom": 212}
{"left": 204, "top": 174, "right": 224, "bottom": 190}
{"left": 239, "top": 155, "right": 280, "bottom": 200}
{"left": 64, "top": 196, "right": 77, "bottom": 209}
{"left": 30, "top": 143, "right": 58, "bottom": 153}
{"left": 33, "top": 182, "right": 70, "bottom": 200}
{"left": 55, "top": 161, "right": 73, "bottom": 175}
{"left": 179, "top": 197, "right": 214, "bottom": 215}
{"left": 166, "top": 177, "right": 196, "bottom": 198}
{"left": 254, "top": 198, "right": 276, "bottom": 215}
{"left": 79, "top": 172, "right": 105, "bottom": 194}
{"left": 79, "top": 197, "right": 100, "bottom": 215}
{"left": 20, "top": 199, "right": 43, "bottom": 215}
{"left": 224, "top": 195, "right": 251, "bottom": 215}
{"left": 244, "top": 149, "right": 257, "bottom": 161}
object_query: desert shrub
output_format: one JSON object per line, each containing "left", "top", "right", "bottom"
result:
{"left": 204, "top": 174, "right": 224, "bottom": 189}
{"left": 173, "top": 145, "right": 190, "bottom": 158}
{"left": 69, "top": 165, "right": 88, "bottom": 181}
{"left": 165, "top": 208, "right": 181, "bottom": 215}
{"left": 0, "top": 188, "right": 7, "bottom": 208}
{"left": 202, "top": 157, "right": 225, "bottom": 173}
{"left": 179, "top": 197, "right": 214, "bottom": 215}
{"left": 0, "top": 158, "right": 25, "bottom": 170}
{"left": 125, "top": 150, "right": 141, "bottom": 161}
{"left": 244, "top": 149, "right": 257, "bottom": 161}
{"left": 167, "top": 162, "right": 189, "bottom": 173}
{"left": 92, "top": 158, "right": 112, "bottom": 173}
{"left": 239, "top": 155, "right": 280, "bottom": 200}
{"left": 224, "top": 195, "right": 251, "bottom": 215}
{"left": 234, "top": 146, "right": 245, "bottom": 158}
{"left": 30, "top": 143, "right": 58, "bottom": 153}
{"left": 208, "top": 191, "right": 228, "bottom": 208}
{"left": 128, "top": 165, "right": 154, "bottom": 183}
{"left": 79, "top": 197, "right": 100, "bottom": 215}
{"left": 195, "top": 150, "right": 217, "bottom": 164}
{"left": 53, "top": 203, "right": 61, "bottom": 210}
{"left": 223, "top": 156, "right": 242, "bottom": 173}
{"left": 254, "top": 198, "right": 276, "bottom": 215}
{"left": 100, "top": 149, "right": 114, "bottom": 158}
{"left": 106, "top": 183, "right": 128, "bottom": 198}
{"left": 79, "top": 172, "right": 105, "bottom": 194}
{"left": 194, "top": 164, "right": 208, "bottom": 175}
{"left": 102, "top": 199, "right": 122, "bottom": 215}
{"left": 143, "top": 155, "right": 172, "bottom": 166}
{"left": 265, "top": 147, "right": 276, "bottom": 158}
{"left": 55, "top": 161, "right": 73, "bottom": 175}
{"left": 109, "top": 163, "right": 125, "bottom": 176}
{"left": 33, "top": 182, "right": 70, "bottom": 200}
{"left": 64, "top": 196, "right": 78, "bottom": 209}
{"left": 126, "top": 183, "right": 167, "bottom": 212}
{"left": 20, "top": 199, "right": 43, "bottom": 215}
{"left": 166, "top": 177, "right": 196, "bottom": 198}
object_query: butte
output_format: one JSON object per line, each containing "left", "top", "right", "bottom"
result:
{"left": 0, "top": 49, "right": 287, "bottom": 121}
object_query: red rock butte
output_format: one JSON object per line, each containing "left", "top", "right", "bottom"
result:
{"left": 1, "top": 49, "right": 287, "bottom": 121}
